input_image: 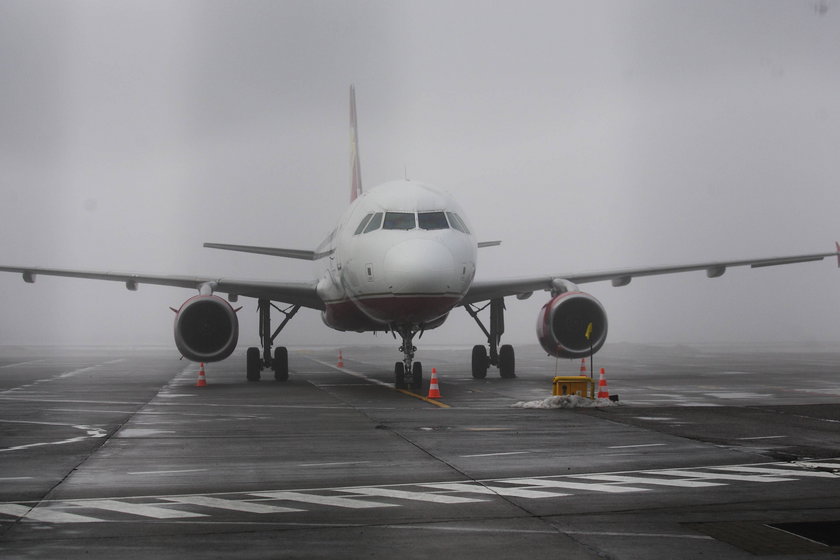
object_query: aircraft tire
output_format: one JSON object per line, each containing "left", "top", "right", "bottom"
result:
{"left": 411, "top": 361, "right": 423, "bottom": 390}
{"left": 499, "top": 344, "right": 516, "bottom": 378}
{"left": 246, "top": 347, "right": 261, "bottom": 382}
{"left": 394, "top": 362, "right": 407, "bottom": 389}
{"left": 471, "top": 345, "right": 488, "bottom": 379}
{"left": 273, "top": 346, "right": 289, "bottom": 381}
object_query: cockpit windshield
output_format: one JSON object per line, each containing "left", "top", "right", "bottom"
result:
{"left": 418, "top": 212, "right": 449, "bottom": 230}
{"left": 383, "top": 212, "right": 416, "bottom": 230}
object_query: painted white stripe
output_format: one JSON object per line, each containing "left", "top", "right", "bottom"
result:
{"left": 0, "top": 503, "right": 101, "bottom": 523}
{"left": 794, "top": 461, "right": 840, "bottom": 470}
{"left": 127, "top": 469, "right": 208, "bottom": 475}
{"left": 504, "top": 478, "right": 649, "bottom": 493}
{"left": 650, "top": 470, "right": 794, "bottom": 482}
{"left": 0, "top": 477, "right": 33, "bottom": 481}
{"left": 162, "top": 496, "right": 302, "bottom": 513}
{"left": 344, "top": 487, "right": 486, "bottom": 504}
{"left": 298, "top": 461, "right": 372, "bottom": 467}
{"left": 69, "top": 499, "right": 206, "bottom": 519}
{"left": 572, "top": 474, "right": 724, "bottom": 488}
{"left": 251, "top": 491, "right": 397, "bottom": 509}
{"left": 736, "top": 435, "right": 787, "bottom": 440}
{"left": 708, "top": 466, "right": 837, "bottom": 478}
{"left": 0, "top": 359, "right": 45, "bottom": 369}
{"left": 565, "top": 530, "right": 713, "bottom": 540}
{"left": 460, "top": 451, "right": 531, "bottom": 458}
{"left": 609, "top": 443, "right": 668, "bottom": 449}
{"left": 422, "top": 482, "right": 568, "bottom": 499}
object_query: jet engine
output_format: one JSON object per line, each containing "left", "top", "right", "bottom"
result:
{"left": 536, "top": 291, "right": 608, "bottom": 359}
{"left": 173, "top": 295, "right": 239, "bottom": 362}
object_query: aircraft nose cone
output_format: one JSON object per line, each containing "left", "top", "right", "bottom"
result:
{"left": 384, "top": 239, "right": 456, "bottom": 294}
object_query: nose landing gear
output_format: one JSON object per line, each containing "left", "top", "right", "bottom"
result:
{"left": 393, "top": 325, "right": 423, "bottom": 390}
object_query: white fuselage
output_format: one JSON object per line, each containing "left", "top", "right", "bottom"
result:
{"left": 315, "top": 180, "right": 477, "bottom": 332}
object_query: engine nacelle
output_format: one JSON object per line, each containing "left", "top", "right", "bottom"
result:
{"left": 173, "top": 295, "right": 239, "bottom": 362}
{"left": 536, "top": 291, "right": 608, "bottom": 359}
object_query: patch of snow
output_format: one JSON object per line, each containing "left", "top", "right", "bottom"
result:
{"left": 511, "top": 395, "right": 620, "bottom": 409}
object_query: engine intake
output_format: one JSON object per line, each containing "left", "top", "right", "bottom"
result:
{"left": 173, "top": 295, "right": 239, "bottom": 362}
{"left": 536, "top": 291, "right": 608, "bottom": 359}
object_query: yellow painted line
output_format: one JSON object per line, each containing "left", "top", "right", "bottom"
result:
{"left": 395, "top": 389, "right": 450, "bottom": 408}
{"left": 308, "top": 358, "right": 451, "bottom": 408}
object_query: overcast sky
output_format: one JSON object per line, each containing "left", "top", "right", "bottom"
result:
{"left": 1, "top": 0, "right": 839, "bottom": 351}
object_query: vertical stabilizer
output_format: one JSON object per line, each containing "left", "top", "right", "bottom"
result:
{"left": 350, "top": 85, "right": 363, "bottom": 202}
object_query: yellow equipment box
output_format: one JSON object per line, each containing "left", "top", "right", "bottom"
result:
{"left": 552, "top": 376, "right": 594, "bottom": 398}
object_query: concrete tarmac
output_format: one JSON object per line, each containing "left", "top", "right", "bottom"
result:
{"left": 1, "top": 343, "right": 840, "bottom": 559}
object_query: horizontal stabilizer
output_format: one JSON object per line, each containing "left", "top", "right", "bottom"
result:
{"left": 203, "top": 243, "right": 334, "bottom": 261}
{"left": 478, "top": 241, "right": 502, "bottom": 248}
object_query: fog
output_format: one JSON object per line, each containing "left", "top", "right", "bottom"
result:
{"left": 2, "top": 1, "right": 839, "bottom": 350}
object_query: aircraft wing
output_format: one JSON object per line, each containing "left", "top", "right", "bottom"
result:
{"left": 461, "top": 246, "right": 840, "bottom": 305}
{"left": 0, "top": 266, "right": 324, "bottom": 310}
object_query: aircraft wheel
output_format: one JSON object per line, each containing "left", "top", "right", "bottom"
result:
{"left": 246, "top": 347, "right": 261, "bottom": 382}
{"left": 273, "top": 346, "right": 289, "bottom": 381}
{"left": 394, "top": 362, "right": 407, "bottom": 389}
{"left": 471, "top": 345, "right": 488, "bottom": 379}
{"left": 499, "top": 344, "right": 516, "bottom": 378}
{"left": 411, "top": 361, "right": 423, "bottom": 390}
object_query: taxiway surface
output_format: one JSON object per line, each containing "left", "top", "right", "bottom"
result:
{"left": 1, "top": 344, "right": 840, "bottom": 558}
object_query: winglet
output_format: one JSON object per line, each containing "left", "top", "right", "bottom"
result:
{"left": 836, "top": 241, "right": 840, "bottom": 268}
{"left": 350, "top": 85, "right": 363, "bottom": 202}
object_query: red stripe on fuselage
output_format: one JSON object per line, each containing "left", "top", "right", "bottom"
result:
{"left": 322, "top": 294, "right": 460, "bottom": 332}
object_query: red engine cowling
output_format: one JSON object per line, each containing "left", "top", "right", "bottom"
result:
{"left": 536, "top": 291, "right": 608, "bottom": 358}
{"left": 173, "top": 295, "right": 239, "bottom": 362}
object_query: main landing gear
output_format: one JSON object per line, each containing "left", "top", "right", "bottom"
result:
{"left": 246, "top": 298, "right": 300, "bottom": 382}
{"left": 465, "top": 298, "right": 515, "bottom": 379}
{"left": 393, "top": 325, "right": 423, "bottom": 391}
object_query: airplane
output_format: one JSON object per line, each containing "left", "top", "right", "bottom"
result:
{"left": 2, "top": 86, "right": 839, "bottom": 390}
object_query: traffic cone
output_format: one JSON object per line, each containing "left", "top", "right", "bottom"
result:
{"left": 596, "top": 368, "right": 609, "bottom": 399}
{"left": 579, "top": 359, "right": 587, "bottom": 375}
{"left": 196, "top": 363, "right": 207, "bottom": 387}
{"left": 337, "top": 350, "right": 344, "bottom": 368}
{"left": 427, "top": 368, "right": 442, "bottom": 398}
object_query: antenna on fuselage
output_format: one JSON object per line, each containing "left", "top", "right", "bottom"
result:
{"left": 350, "top": 85, "right": 363, "bottom": 202}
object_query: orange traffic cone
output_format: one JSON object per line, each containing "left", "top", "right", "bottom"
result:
{"left": 337, "top": 350, "right": 344, "bottom": 368}
{"left": 579, "top": 359, "right": 587, "bottom": 375}
{"left": 427, "top": 368, "right": 442, "bottom": 398}
{"left": 596, "top": 368, "right": 609, "bottom": 399}
{"left": 196, "top": 363, "right": 207, "bottom": 387}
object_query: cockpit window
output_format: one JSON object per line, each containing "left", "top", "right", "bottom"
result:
{"left": 363, "top": 212, "right": 383, "bottom": 233}
{"left": 383, "top": 212, "right": 416, "bottom": 230}
{"left": 354, "top": 213, "right": 373, "bottom": 235}
{"left": 446, "top": 212, "right": 470, "bottom": 234}
{"left": 418, "top": 212, "right": 449, "bottom": 230}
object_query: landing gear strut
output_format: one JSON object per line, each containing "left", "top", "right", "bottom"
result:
{"left": 393, "top": 325, "right": 423, "bottom": 390}
{"left": 465, "top": 298, "right": 515, "bottom": 379}
{"left": 246, "top": 299, "right": 300, "bottom": 382}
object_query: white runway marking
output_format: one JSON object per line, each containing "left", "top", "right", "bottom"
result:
{"left": 505, "top": 478, "right": 649, "bottom": 494}
{"left": 422, "top": 482, "right": 568, "bottom": 499}
{"left": 68, "top": 499, "right": 206, "bottom": 519}
{"left": 609, "top": 443, "right": 668, "bottom": 449}
{"left": 0, "top": 359, "right": 46, "bottom": 369}
{"left": 162, "top": 496, "right": 302, "bottom": 514}
{"left": 127, "top": 469, "right": 208, "bottom": 476}
{"left": 344, "top": 487, "right": 486, "bottom": 504}
{"left": 460, "top": 451, "right": 531, "bottom": 458}
{"left": 298, "top": 461, "right": 372, "bottom": 468}
{"left": 251, "top": 491, "right": 397, "bottom": 509}
{"left": 2, "top": 458, "right": 838, "bottom": 524}
{"left": 0, "top": 423, "right": 107, "bottom": 453}
{"left": 572, "top": 474, "right": 723, "bottom": 488}
{"left": 736, "top": 435, "right": 787, "bottom": 440}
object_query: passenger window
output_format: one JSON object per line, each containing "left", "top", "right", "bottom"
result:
{"left": 383, "top": 212, "right": 416, "bottom": 230}
{"left": 418, "top": 212, "right": 449, "bottom": 230}
{"left": 363, "top": 212, "right": 383, "bottom": 233}
{"left": 446, "top": 212, "right": 470, "bottom": 234}
{"left": 354, "top": 213, "right": 373, "bottom": 235}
